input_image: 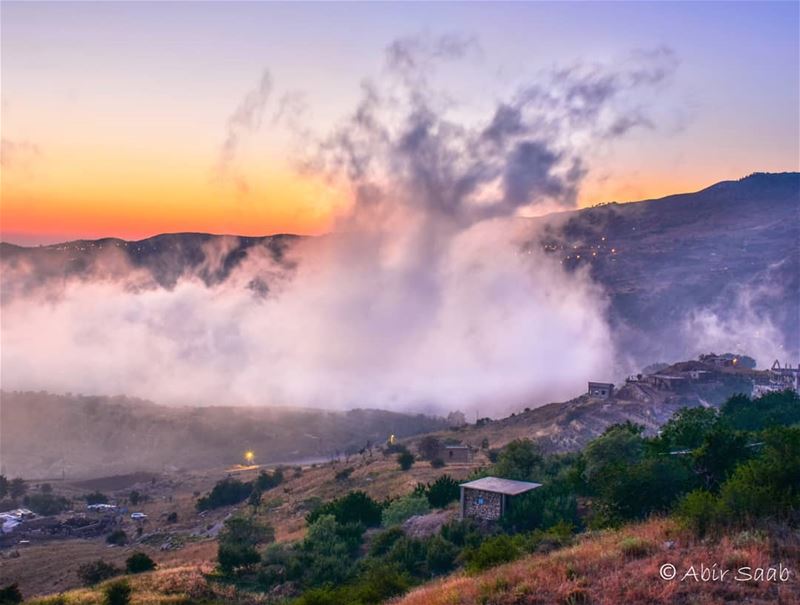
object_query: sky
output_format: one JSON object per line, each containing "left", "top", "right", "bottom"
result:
{"left": 2, "top": 1, "right": 798, "bottom": 245}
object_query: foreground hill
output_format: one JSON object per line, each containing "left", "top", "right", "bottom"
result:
{"left": 0, "top": 391, "right": 447, "bottom": 479}
{"left": 394, "top": 518, "right": 799, "bottom": 605}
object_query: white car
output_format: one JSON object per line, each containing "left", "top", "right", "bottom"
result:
{"left": 130, "top": 512, "right": 148, "bottom": 520}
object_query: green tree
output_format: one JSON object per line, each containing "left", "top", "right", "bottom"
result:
{"left": 0, "top": 583, "right": 23, "bottom": 605}
{"left": 217, "top": 515, "right": 274, "bottom": 575}
{"left": 302, "top": 514, "right": 355, "bottom": 586}
{"left": 494, "top": 439, "right": 543, "bottom": 481}
{"left": 77, "top": 560, "right": 120, "bottom": 585}
{"left": 657, "top": 407, "right": 719, "bottom": 450}
{"left": 692, "top": 425, "right": 749, "bottom": 490}
{"left": 583, "top": 423, "right": 644, "bottom": 489}
{"left": 382, "top": 495, "right": 430, "bottom": 527}
{"left": 418, "top": 436, "right": 442, "bottom": 460}
{"left": 306, "top": 491, "right": 383, "bottom": 527}
{"left": 103, "top": 579, "right": 132, "bottom": 605}
{"left": 397, "top": 451, "right": 415, "bottom": 471}
{"left": 125, "top": 552, "right": 156, "bottom": 573}
{"left": 425, "top": 475, "right": 460, "bottom": 508}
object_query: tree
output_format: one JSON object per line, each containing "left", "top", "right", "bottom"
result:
{"left": 103, "top": 579, "right": 132, "bottom": 605}
{"left": 85, "top": 491, "right": 109, "bottom": 505}
{"left": 306, "top": 491, "right": 383, "bottom": 527}
{"left": 397, "top": 451, "right": 415, "bottom": 471}
{"left": 23, "top": 493, "right": 70, "bottom": 516}
{"left": 126, "top": 552, "right": 156, "bottom": 573}
{"left": 494, "top": 439, "right": 543, "bottom": 481}
{"left": 692, "top": 425, "right": 749, "bottom": 490}
{"left": 301, "top": 514, "right": 355, "bottom": 586}
{"left": 106, "top": 529, "right": 128, "bottom": 546}
{"left": 0, "top": 584, "right": 23, "bottom": 605}
{"left": 196, "top": 477, "right": 252, "bottom": 510}
{"left": 418, "top": 436, "right": 442, "bottom": 460}
{"left": 8, "top": 478, "right": 26, "bottom": 500}
{"left": 582, "top": 423, "right": 644, "bottom": 488}
{"left": 217, "top": 515, "right": 274, "bottom": 575}
{"left": 128, "top": 490, "right": 141, "bottom": 505}
{"left": 0, "top": 476, "right": 8, "bottom": 500}
{"left": 382, "top": 495, "right": 430, "bottom": 527}
{"left": 77, "top": 560, "right": 121, "bottom": 585}
{"left": 657, "top": 406, "right": 719, "bottom": 450}
{"left": 425, "top": 475, "right": 460, "bottom": 508}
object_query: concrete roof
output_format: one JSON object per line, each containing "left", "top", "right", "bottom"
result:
{"left": 460, "top": 476, "right": 542, "bottom": 496}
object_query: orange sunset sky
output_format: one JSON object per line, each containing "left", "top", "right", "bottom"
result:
{"left": 2, "top": 2, "right": 798, "bottom": 245}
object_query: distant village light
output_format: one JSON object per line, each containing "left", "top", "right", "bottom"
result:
{"left": 244, "top": 450, "right": 255, "bottom": 464}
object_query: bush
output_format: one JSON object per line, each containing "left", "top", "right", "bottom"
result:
{"left": 166, "top": 511, "right": 178, "bottom": 523}
{"left": 369, "top": 526, "right": 405, "bottom": 557}
{"left": 430, "top": 458, "right": 445, "bottom": 469}
{"left": 84, "top": 491, "right": 109, "bottom": 505}
{"left": 418, "top": 436, "right": 442, "bottom": 460}
{"left": 0, "top": 584, "right": 23, "bottom": 605}
{"left": 676, "top": 489, "right": 720, "bottom": 537}
{"left": 335, "top": 467, "right": 354, "bottom": 482}
{"left": 494, "top": 439, "right": 543, "bottom": 481}
{"left": 306, "top": 491, "right": 383, "bottom": 527}
{"left": 464, "top": 534, "right": 520, "bottom": 572}
{"left": 425, "top": 535, "right": 459, "bottom": 574}
{"left": 128, "top": 490, "right": 141, "bottom": 505}
{"left": 217, "top": 515, "right": 275, "bottom": 574}
{"left": 382, "top": 495, "right": 430, "bottom": 527}
{"left": 106, "top": 529, "right": 127, "bottom": 546}
{"left": 23, "top": 493, "right": 70, "bottom": 516}
{"left": 618, "top": 536, "right": 655, "bottom": 558}
{"left": 126, "top": 552, "right": 156, "bottom": 573}
{"left": 256, "top": 469, "right": 285, "bottom": 491}
{"left": 425, "top": 475, "right": 460, "bottom": 508}
{"left": 77, "top": 560, "right": 121, "bottom": 585}
{"left": 103, "top": 579, "right": 132, "bottom": 605}
{"left": 397, "top": 451, "right": 415, "bottom": 471}
{"left": 196, "top": 477, "right": 253, "bottom": 511}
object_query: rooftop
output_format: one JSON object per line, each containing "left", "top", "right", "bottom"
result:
{"left": 460, "top": 476, "right": 542, "bottom": 496}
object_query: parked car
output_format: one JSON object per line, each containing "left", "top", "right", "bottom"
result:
{"left": 130, "top": 512, "right": 148, "bottom": 520}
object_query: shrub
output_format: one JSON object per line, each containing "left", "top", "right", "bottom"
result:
{"left": 425, "top": 475, "right": 460, "bottom": 508}
{"left": 335, "top": 467, "right": 354, "bottom": 482}
{"left": 128, "top": 490, "right": 141, "bottom": 505}
{"left": 464, "top": 534, "right": 520, "bottom": 572}
{"left": 166, "top": 511, "right": 178, "bottom": 523}
{"left": 196, "top": 477, "right": 252, "bottom": 510}
{"left": 382, "top": 495, "right": 430, "bottom": 527}
{"left": 676, "top": 489, "right": 720, "bottom": 537}
{"left": 306, "top": 491, "right": 383, "bottom": 527}
{"left": 0, "top": 584, "right": 23, "bottom": 605}
{"left": 23, "top": 493, "right": 70, "bottom": 516}
{"left": 425, "top": 535, "right": 459, "bottom": 574}
{"left": 77, "top": 560, "right": 120, "bottom": 585}
{"left": 618, "top": 536, "right": 655, "bottom": 558}
{"left": 397, "top": 451, "right": 415, "bottom": 471}
{"left": 106, "top": 529, "right": 127, "bottom": 546}
{"left": 430, "top": 458, "right": 445, "bottom": 469}
{"left": 217, "top": 515, "right": 275, "bottom": 575}
{"left": 103, "top": 579, "right": 132, "bottom": 605}
{"left": 418, "top": 436, "right": 442, "bottom": 460}
{"left": 256, "top": 469, "right": 284, "bottom": 491}
{"left": 125, "top": 552, "right": 156, "bottom": 573}
{"left": 369, "top": 526, "right": 405, "bottom": 557}
{"left": 106, "top": 529, "right": 128, "bottom": 546}
{"left": 84, "top": 491, "right": 109, "bottom": 505}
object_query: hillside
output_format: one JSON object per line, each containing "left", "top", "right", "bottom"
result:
{"left": 394, "top": 518, "right": 800, "bottom": 605}
{"left": 0, "top": 392, "right": 447, "bottom": 479}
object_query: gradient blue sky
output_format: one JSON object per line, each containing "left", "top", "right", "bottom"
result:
{"left": 2, "top": 1, "right": 798, "bottom": 243}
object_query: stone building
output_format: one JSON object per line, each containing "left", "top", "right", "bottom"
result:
{"left": 438, "top": 444, "right": 473, "bottom": 463}
{"left": 459, "top": 477, "right": 542, "bottom": 521}
{"left": 587, "top": 381, "right": 614, "bottom": 399}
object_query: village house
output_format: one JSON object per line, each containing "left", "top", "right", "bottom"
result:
{"left": 587, "top": 381, "right": 614, "bottom": 399}
{"left": 459, "top": 477, "right": 542, "bottom": 521}
{"left": 438, "top": 444, "right": 473, "bottom": 463}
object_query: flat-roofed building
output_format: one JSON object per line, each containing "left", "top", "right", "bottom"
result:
{"left": 459, "top": 476, "right": 542, "bottom": 521}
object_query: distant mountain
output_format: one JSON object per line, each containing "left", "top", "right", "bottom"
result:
{"left": 2, "top": 172, "right": 798, "bottom": 366}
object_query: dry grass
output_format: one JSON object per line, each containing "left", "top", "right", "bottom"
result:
{"left": 392, "top": 518, "right": 800, "bottom": 605}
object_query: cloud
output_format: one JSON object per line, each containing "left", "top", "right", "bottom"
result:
{"left": 216, "top": 69, "right": 273, "bottom": 194}
{"left": 1, "top": 138, "right": 42, "bottom": 173}
{"left": 1, "top": 37, "right": 682, "bottom": 415}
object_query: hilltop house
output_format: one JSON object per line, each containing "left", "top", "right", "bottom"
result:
{"left": 587, "top": 382, "right": 614, "bottom": 399}
{"left": 459, "top": 477, "right": 542, "bottom": 521}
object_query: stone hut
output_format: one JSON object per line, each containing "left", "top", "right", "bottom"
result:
{"left": 459, "top": 477, "right": 542, "bottom": 521}
{"left": 587, "top": 381, "right": 614, "bottom": 399}
{"left": 438, "top": 444, "right": 473, "bottom": 463}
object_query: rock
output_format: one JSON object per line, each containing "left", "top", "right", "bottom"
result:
{"left": 401, "top": 509, "right": 455, "bottom": 539}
